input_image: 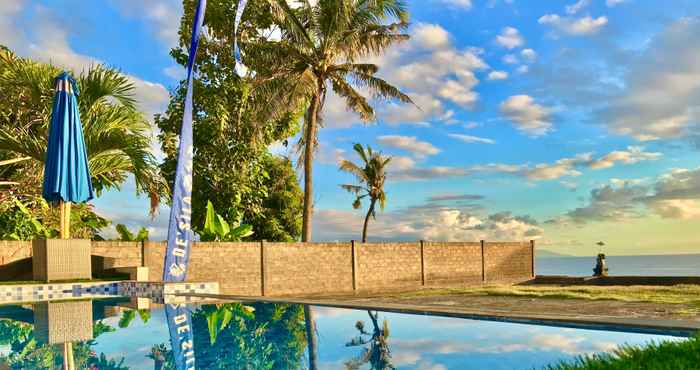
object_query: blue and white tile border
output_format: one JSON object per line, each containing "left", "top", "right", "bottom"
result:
{"left": 0, "top": 281, "right": 219, "bottom": 305}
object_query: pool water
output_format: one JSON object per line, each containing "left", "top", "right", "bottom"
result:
{"left": 0, "top": 298, "right": 684, "bottom": 369}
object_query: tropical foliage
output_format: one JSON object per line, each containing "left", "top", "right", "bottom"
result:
{"left": 115, "top": 223, "right": 149, "bottom": 242}
{"left": 0, "top": 47, "right": 167, "bottom": 213}
{"left": 250, "top": 0, "right": 413, "bottom": 242}
{"left": 0, "top": 46, "right": 166, "bottom": 240}
{"left": 545, "top": 335, "right": 700, "bottom": 370}
{"left": 157, "top": 0, "right": 303, "bottom": 243}
{"left": 198, "top": 201, "right": 254, "bottom": 242}
{"left": 0, "top": 315, "right": 125, "bottom": 369}
{"left": 339, "top": 143, "right": 391, "bottom": 242}
{"left": 190, "top": 302, "right": 308, "bottom": 370}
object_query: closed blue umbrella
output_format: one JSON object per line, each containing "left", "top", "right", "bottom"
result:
{"left": 42, "top": 72, "right": 94, "bottom": 239}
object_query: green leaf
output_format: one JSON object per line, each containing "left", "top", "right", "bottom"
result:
{"left": 231, "top": 224, "right": 254, "bottom": 239}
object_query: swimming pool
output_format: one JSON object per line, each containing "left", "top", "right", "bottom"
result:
{"left": 0, "top": 298, "right": 685, "bottom": 369}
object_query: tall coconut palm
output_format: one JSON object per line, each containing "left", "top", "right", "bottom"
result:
{"left": 0, "top": 48, "right": 167, "bottom": 213}
{"left": 339, "top": 143, "right": 390, "bottom": 243}
{"left": 250, "top": 0, "right": 413, "bottom": 242}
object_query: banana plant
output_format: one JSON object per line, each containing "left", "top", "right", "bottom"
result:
{"left": 199, "top": 201, "right": 253, "bottom": 242}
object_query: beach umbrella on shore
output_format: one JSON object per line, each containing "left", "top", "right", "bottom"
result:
{"left": 42, "top": 71, "right": 94, "bottom": 239}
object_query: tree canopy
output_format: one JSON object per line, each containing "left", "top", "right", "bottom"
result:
{"left": 156, "top": 0, "right": 303, "bottom": 241}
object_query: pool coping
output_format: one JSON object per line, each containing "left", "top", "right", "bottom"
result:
{"left": 182, "top": 293, "right": 700, "bottom": 338}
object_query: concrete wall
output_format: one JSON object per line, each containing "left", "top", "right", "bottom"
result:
{"left": 0, "top": 240, "right": 535, "bottom": 296}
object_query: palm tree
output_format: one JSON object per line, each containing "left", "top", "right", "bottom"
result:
{"left": 250, "top": 0, "right": 413, "bottom": 242}
{"left": 339, "top": 143, "right": 390, "bottom": 243}
{"left": 0, "top": 48, "right": 167, "bottom": 214}
{"left": 345, "top": 311, "right": 394, "bottom": 370}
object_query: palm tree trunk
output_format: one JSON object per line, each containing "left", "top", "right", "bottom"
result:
{"left": 361, "top": 199, "right": 376, "bottom": 243}
{"left": 304, "top": 305, "right": 318, "bottom": 370}
{"left": 301, "top": 93, "right": 320, "bottom": 243}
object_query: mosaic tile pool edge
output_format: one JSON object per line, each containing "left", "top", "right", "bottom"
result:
{"left": 0, "top": 281, "right": 219, "bottom": 304}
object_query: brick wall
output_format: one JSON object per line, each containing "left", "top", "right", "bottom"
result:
{"left": 355, "top": 242, "right": 423, "bottom": 291}
{"left": 0, "top": 239, "right": 536, "bottom": 296}
{"left": 483, "top": 241, "right": 535, "bottom": 282}
{"left": 264, "top": 242, "right": 353, "bottom": 296}
{"left": 423, "top": 242, "right": 483, "bottom": 285}
{"left": 0, "top": 241, "right": 31, "bottom": 265}
{"left": 91, "top": 241, "right": 142, "bottom": 269}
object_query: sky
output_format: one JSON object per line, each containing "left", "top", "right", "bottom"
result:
{"left": 2, "top": 0, "right": 700, "bottom": 256}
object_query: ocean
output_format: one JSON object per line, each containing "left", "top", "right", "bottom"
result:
{"left": 536, "top": 254, "right": 700, "bottom": 276}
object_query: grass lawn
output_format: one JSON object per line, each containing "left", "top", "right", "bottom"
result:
{"left": 544, "top": 335, "right": 700, "bottom": 370}
{"left": 399, "top": 284, "right": 700, "bottom": 308}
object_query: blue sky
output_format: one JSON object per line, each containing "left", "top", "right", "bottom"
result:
{"left": 3, "top": 0, "right": 700, "bottom": 255}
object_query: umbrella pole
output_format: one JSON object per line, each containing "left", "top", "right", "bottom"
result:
{"left": 60, "top": 201, "right": 72, "bottom": 239}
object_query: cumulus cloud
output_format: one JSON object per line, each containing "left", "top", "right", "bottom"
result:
{"left": 539, "top": 14, "right": 608, "bottom": 36}
{"left": 447, "top": 133, "right": 496, "bottom": 144}
{"left": 565, "top": 0, "right": 590, "bottom": 15}
{"left": 561, "top": 167, "right": 700, "bottom": 223}
{"left": 377, "top": 135, "right": 441, "bottom": 158}
{"left": 487, "top": 70, "right": 509, "bottom": 81}
{"left": 588, "top": 146, "right": 662, "bottom": 169}
{"left": 325, "top": 23, "right": 489, "bottom": 127}
{"left": 600, "top": 17, "right": 700, "bottom": 141}
{"left": 496, "top": 27, "right": 525, "bottom": 49}
{"left": 499, "top": 95, "right": 553, "bottom": 136}
{"left": 313, "top": 203, "right": 542, "bottom": 242}
{"left": 520, "top": 48, "right": 537, "bottom": 63}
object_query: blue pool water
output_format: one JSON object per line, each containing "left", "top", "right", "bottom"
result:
{"left": 0, "top": 299, "right": 684, "bottom": 369}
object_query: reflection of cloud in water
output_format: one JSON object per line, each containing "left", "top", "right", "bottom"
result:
{"left": 313, "top": 306, "right": 354, "bottom": 318}
{"left": 415, "top": 360, "right": 448, "bottom": 370}
{"left": 390, "top": 334, "right": 625, "bottom": 366}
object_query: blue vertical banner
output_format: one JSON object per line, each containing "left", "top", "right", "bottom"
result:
{"left": 165, "top": 303, "right": 196, "bottom": 370}
{"left": 163, "top": 0, "right": 207, "bottom": 282}
{"left": 233, "top": 0, "right": 248, "bottom": 75}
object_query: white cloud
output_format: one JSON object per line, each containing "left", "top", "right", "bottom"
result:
{"left": 163, "top": 65, "right": 186, "bottom": 80}
{"left": 448, "top": 133, "right": 496, "bottom": 144}
{"left": 0, "top": 5, "right": 170, "bottom": 119}
{"left": 565, "top": 0, "right": 590, "bottom": 15}
{"left": 499, "top": 95, "right": 553, "bottom": 136}
{"left": 496, "top": 27, "right": 525, "bottom": 49}
{"left": 588, "top": 146, "right": 662, "bottom": 169}
{"left": 439, "top": 0, "right": 472, "bottom": 10}
{"left": 516, "top": 65, "right": 530, "bottom": 74}
{"left": 649, "top": 199, "right": 700, "bottom": 220}
{"left": 606, "top": 0, "right": 629, "bottom": 7}
{"left": 487, "top": 70, "right": 509, "bottom": 81}
{"left": 521, "top": 48, "right": 537, "bottom": 63}
{"left": 601, "top": 17, "right": 700, "bottom": 141}
{"left": 562, "top": 167, "right": 700, "bottom": 223}
{"left": 326, "top": 23, "right": 488, "bottom": 127}
{"left": 313, "top": 205, "right": 542, "bottom": 242}
{"left": 377, "top": 135, "right": 441, "bottom": 158}
{"left": 502, "top": 54, "right": 519, "bottom": 64}
{"left": 411, "top": 23, "right": 451, "bottom": 49}
{"left": 108, "top": 0, "right": 182, "bottom": 48}
{"left": 539, "top": 14, "right": 608, "bottom": 36}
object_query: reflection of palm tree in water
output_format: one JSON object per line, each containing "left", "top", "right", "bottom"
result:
{"left": 345, "top": 311, "right": 394, "bottom": 370}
